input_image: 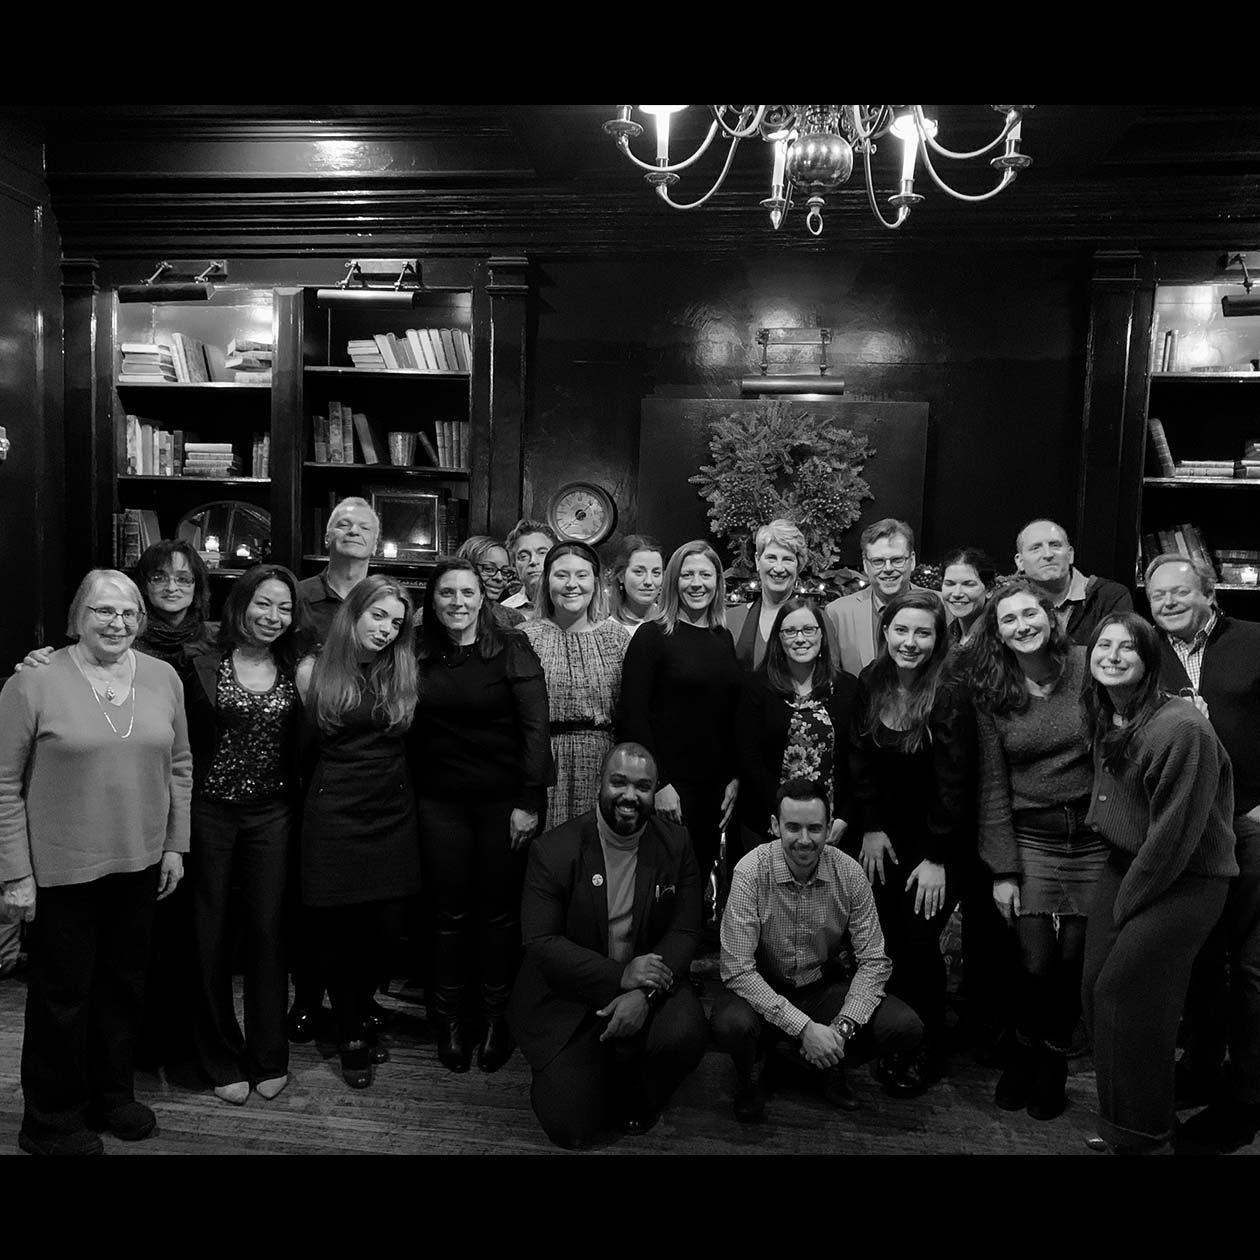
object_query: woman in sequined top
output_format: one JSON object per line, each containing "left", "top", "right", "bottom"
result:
{"left": 735, "top": 597, "right": 859, "bottom": 859}
{"left": 182, "top": 564, "right": 307, "bottom": 1106}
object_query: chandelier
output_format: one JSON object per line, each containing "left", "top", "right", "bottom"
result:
{"left": 603, "top": 105, "right": 1033, "bottom": 236}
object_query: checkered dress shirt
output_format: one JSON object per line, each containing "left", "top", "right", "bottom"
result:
{"left": 720, "top": 842, "right": 892, "bottom": 1038}
{"left": 1168, "top": 610, "right": 1218, "bottom": 693}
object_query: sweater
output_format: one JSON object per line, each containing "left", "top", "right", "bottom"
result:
{"left": 1084, "top": 699, "right": 1238, "bottom": 927}
{"left": 0, "top": 648, "right": 192, "bottom": 888}
{"left": 1064, "top": 574, "right": 1133, "bottom": 647}
{"left": 976, "top": 647, "right": 1094, "bottom": 877}
{"left": 1157, "top": 614, "right": 1260, "bottom": 816}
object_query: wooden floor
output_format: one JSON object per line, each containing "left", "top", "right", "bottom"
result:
{"left": 1, "top": 949, "right": 1256, "bottom": 1157}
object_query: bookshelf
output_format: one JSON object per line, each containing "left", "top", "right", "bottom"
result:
{"left": 1138, "top": 280, "right": 1260, "bottom": 610}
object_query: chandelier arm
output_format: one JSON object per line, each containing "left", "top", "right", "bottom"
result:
{"left": 709, "top": 105, "right": 769, "bottom": 139}
{"left": 915, "top": 105, "right": 1017, "bottom": 160}
{"left": 916, "top": 142, "right": 1018, "bottom": 202}
{"left": 862, "top": 144, "right": 910, "bottom": 230}
{"left": 616, "top": 119, "right": 724, "bottom": 174}
{"left": 653, "top": 132, "right": 746, "bottom": 210}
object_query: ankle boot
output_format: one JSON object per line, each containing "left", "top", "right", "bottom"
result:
{"left": 1026, "top": 1042, "right": 1068, "bottom": 1121}
{"left": 436, "top": 1017, "right": 471, "bottom": 1073}
{"left": 994, "top": 1037, "right": 1037, "bottom": 1111}
{"left": 477, "top": 1015, "right": 515, "bottom": 1074}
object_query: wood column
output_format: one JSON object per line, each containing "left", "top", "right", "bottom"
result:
{"left": 483, "top": 255, "right": 531, "bottom": 538}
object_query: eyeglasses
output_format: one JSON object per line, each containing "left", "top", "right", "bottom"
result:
{"left": 86, "top": 605, "right": 140, "bottom": 626}
{"left": 476, "top": 563, "right": 516, "bottom": 581}
{"left": 780, "top": 625, "right": 822, "bottom": 641}
{"left": 147, "top": 572, "right": 195, "bottom": 588}
{"left": 866, "top": 555, "right": 912, "bottom": 572}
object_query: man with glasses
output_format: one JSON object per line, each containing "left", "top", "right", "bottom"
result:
{"left": 823, "top": 518, "right": 935, "bottom": 677}
{"left": 297, "top": 497, "right": 381, "bottom": 647}
{"left": 501, "top": 519, "right": 557, "bottom": 616}
{"left": 1013, "top": 518, "right": 1131, "bottom": 647}
{"left": 1144, "top": 553, "right": 1260, "bottom": 1153}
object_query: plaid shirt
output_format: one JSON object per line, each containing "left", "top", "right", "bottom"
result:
{"left": 1168, "top": 609, "right": 1218, "bottom": 693}
{"left": 720, "top": 842, "right": 892, "bottom": 1037}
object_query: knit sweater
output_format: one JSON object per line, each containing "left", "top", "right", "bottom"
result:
{"left": 0, "top": 648, "right": 192, "bottom": 888}
{"left": 1084, "top": 699, "right": 1237, "bottom": 927}
{"left": 976, "top": 647, "right": 1094, "bottom": 877}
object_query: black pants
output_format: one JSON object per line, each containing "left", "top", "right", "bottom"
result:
{"left": 710, "top": 975, "right": 923, "bottom": 1082}
{"left": 1083, "top": 856, "right": 1228, "bottom": 1152}
{"left": 191, "top": 794, "right": 292, "bottom": 1085}
{"left": 134, "top": 873, "right": 197, "bottom": 1069}
{"left": 958, "top": 851, "right": 1020, "bottom": 1038}
{"left": 675, "top": 778, "right": 724, "bottom": 895}
{"left": 308, "top": 899, "right": 404, "bottom": 1047}
{"left": 21, "top": 864, "right": 160, "bottom": 1141}
{"left": 529, "top": 985, "right": 707, "bottom": 1149}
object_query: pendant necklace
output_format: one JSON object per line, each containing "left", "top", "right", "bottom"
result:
{"left": 72, "top": 646, "right": 136, "bottom": 739}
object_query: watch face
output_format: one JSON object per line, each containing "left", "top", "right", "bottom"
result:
{"left": 551, "top": 483, "right": 616, "bottom": 545}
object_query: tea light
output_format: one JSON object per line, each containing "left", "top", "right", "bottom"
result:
{"left": 382, "top": 541, "right": 398, "bottom": 559}
{"left": 205, "top": 535, "right": 220, "bottom": 553}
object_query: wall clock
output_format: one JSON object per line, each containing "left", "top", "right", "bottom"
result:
{"left": 547, "top": 481, "right": 618, "bottom": 546}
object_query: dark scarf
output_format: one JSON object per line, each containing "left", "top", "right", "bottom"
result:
{"left": 137, "top": 612, "right": 212, "bottom": 664}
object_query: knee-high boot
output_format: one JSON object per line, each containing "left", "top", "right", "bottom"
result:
{"left": 477, "top": 910, "right": 518, "bottom": 1073}
{"left": 431, "top": 920, "right": 471, "bottom": 1072}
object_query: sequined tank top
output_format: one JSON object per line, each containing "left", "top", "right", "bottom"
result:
{"left": 200, "top": 653, "right": 298, "bottom": 803}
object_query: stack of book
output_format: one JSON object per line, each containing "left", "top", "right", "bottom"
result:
{"left": 111, "top": 508, "right": 161, "bottom": 566}
{"left": 225, "top": 337, "right": 274, "bottom": 385}
{"left": 1140, "top": 523, "right": 1218, "bottom": 576}
{"left": 1174, "top": 459, "right": 1236, "bottom": 480}
{"left": 119, "top": 343, "right": 178, "bottom": 384}
{"left": 250, "top": 433, "right": 271, "bottom": 477}
{"left": 435, "top": 490, "right": 468, "bottom": 553}
{"left": 124, "top": 415, "right": 186, "bottom": 475}
{"left": 344, "top": 327, "right": 471, "bottom": 372}
{"left": 347, "top": 339, "right": 386, "bottom": 369}
{"left": 1241, "top": 439, "right": 1260, "bottom": 479}
{"left": 434, "top": 419, "right": 470, "bottom": 469}
{"left": 311, "top": 401, "right": 357, "bottom": 464}
{"left": 182, "top": 441, "right": 240, "bottom": 477}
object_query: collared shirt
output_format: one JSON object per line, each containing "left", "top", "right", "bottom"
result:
{"left": 720, "top": 841, "right": 892, "bottom": 1037}
{"left": 1050, "top": 567, "right": 1090, "bottom": 634}
{"left": 1167, "top": 608, "right": 1218, "bottom": 693}
{"left": 297, "top": 569, "right": 342, "bottom": 648}
{"left": 501, "top": 587, "right": 533, "bottom": 614}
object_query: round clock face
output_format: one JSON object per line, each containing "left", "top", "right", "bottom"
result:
{"left": 549, "top": 482, "right": 617, "bottom": 545}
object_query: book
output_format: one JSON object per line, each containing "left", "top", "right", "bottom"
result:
{"left": 405, "top": 329, "right": 428, "bottom": 372}
{"left": 352, "top": 411, "right": 381, "bottom": 464}
{"left": 124, "top": 415, "right": 141, "bottom": 474}
{"left": 1160, "top": 329, "right": 1180, "bottom": 372}
{"left": 438, "top": 329, "right": 458, "bottom": 373}
{"left": 328, "top": 402, "right": 344, "bottom": 464}
{"left": 415, "top": 430, "right": 440, "bottom": 466}
{"left": 436, "top": 420, "right": 449, "bottom": 466}
{"left": 226, "top": 337, "right": 274, "bottom": 357}
{"left": 387, "top": 332, "right": 416, "bottom": 371}
{"left": 1147, "top": 417, "right": 1175, "bottom": 476}
{"left": 139, "top": 423, "right": 154, "bottom": 474}
{"left": 171, "top": 333, "right": 211, "bottom": 383}
{"left": 138, "top": 510, "right": 161, "bottom": 549}
{"left": 118, "top": 373, "right": 178, "bottom": 384}
{"left": 374, "top": 333, "right": 400, "bottom": 371}
{"left": 427, "top": 329, "right": 450, "bottom": 372}
{"left": 119, "top": 342, "right": 167, "bottom": 356}
{"left": 415, "top": 328, "right": 440, "bottom": 372}
{"left": 343, "top": 412, "right": 355, "bottom": 463}
{"left": 173, "top": 429, "right": 184, "bottom": 475}
{"left": 312, "top": 415, "right": 329, "bottom": 464}
{"left": 451, "top": 329, "right": 470, "bottom": 372}
{"left": 184, "top": 441, "right": 234, "bottom": 453}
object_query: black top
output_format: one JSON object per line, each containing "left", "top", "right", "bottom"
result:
{"left": 297, "top": 570, "right": 341, "bottom": 649}
{"left": 408, "top": 631, "right": 553, "bottom": 812}
{"left": 618, "top": 618, "right": 741, "bottom": 790}
{"left": 736, "top": 668, "right": 860, "bottom": 838}
{"left": 848, "top": 668, "right": 977, "bottom": 868}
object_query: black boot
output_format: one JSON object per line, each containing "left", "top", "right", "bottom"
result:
{"left": 431, "top": 924, "right": 471, "bottom": 1072}
{"left": 477, "top": 1015, "right": 515, "bottom": 1074}
{"left": 994, "top": 1036, "right": 1037, "bottom": 1111}
{"left": 1026, "top": 1042, "right": 1068, "bottom": 1121}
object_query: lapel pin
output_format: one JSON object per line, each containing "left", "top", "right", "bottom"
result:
{"left": 592, "top": 874, "right": 604, "bottom": 887}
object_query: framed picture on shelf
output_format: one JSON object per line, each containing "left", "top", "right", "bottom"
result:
{"left": 369, "top": 487, "right": 440, "bottom": 561}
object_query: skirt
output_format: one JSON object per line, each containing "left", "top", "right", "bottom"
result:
{"left": 1014, "top": 802, "right": 1107, "bottom": 917}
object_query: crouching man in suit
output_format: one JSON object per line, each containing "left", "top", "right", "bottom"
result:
{"left": 711, "top": 778, "right": 925, "bottom": 1123}
{"left": 507, "top": 741, "right": 707, "bottom": 1148}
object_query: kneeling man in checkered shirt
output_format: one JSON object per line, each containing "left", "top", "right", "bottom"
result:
{"left": 711, "top": 778, "right": 925, "bottom": 1123}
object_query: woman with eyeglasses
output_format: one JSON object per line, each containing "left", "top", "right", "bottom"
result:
{"left": 849, "top": 590, "right": 976, "bottom": 1095}
{"left": 1080, "top": 613, "right": 1236, "bottom": 1155}
{"left": 182, "top": 565, "right": 307, "bottom": 1105}
{"left": 295, "top": 575, "right": 421, "bottom": 1090}
{"left": 620, "top": 540, "right": 742, "bottom": 896}
{"left": 521, "top": 542, "right": 629, "bottom": 827}
{"left": 457, "top": 535, "right": 525, "bottom": 627}
{"left": 606, "top": 534, "right": 665, "bottom": 636}
{"left": 735, "top": 598, "right": 859, "bottom": 857}
{"left": 0, "top": 569, "right": 192, "bottom": 1155}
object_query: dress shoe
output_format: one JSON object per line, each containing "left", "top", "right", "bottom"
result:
{"left": 876, "top": 1051, "right": 928, "bottom": 1099}
{"left": 18, "top": 1128, "right": 104, "bottom": 1157}
{"left": 1025, "top": 1045, "right": 1068, "bottom": 1122}
{"left": 994, "top": 1041, "right": 1036, "bottom": 1111}
{"left": 621, "top": 1110, "right": 660, "bottom": 1136}
{"left": 822, "top": 1065, "right": 861, "bottom": 1111}
{"left": 255, "top": 1075, "right": 289, "bottom": 1101}
{"left": 90, "top": 1100, "right": 156, "bottom": 1141}
{"left": 436, "top": 1017, "right": 472, "bottom": 1073}
{"left": 214, "top": 1081, "right": 250, "bottom": 1106}
{"left": 1083, "top": 1133, "right": 1110, "bottom": 1152}
{"left": 477, "top": 1016, "right": 515, "bottom": 1074}
{"left": 339, "top": 1041, "right": 373, "bottom": 1089}
{"left": 1177, "top": 1100, "right": 1260, "bottom": 1153}
{"left": 286, "top": 1005, "right": 317, "bottom": 1044}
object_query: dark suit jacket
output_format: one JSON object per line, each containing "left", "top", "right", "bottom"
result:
{"left": 508, "top": 810, "right": 702, "bottom": 1071}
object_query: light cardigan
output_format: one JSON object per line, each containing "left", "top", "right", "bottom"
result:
{"left": 0, "top": 648, "right": 192, "bottom": 888}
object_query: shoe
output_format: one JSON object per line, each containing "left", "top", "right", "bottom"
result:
{"left": 822, "top": 1065, "right": 861, "bottom": 1112}
{"left": 364, "top": 999, "right": 393, "bottom": 1034}
{"left": 255, "top": 1075, "right": 289, "bottom": 1100}
{"left": 994, "top": 1041, "right": 1036, "bottom": 1111}
{"left": 477, "top": 1015, "right": 515, "bottom": 1074}
{"left": 1083, "top": 1133, "right": 1110, "bottom": 1152}
{"left": 1026, "top": 1045, "right": 1068, "bottom": 1122}
{"left": 91, "top": 1100, "right": 156, "bottom": 1141}
{"left": 876, "top": 1051, "right": 928, "bottom": 1099}
{"left": 1177, "top": 1100, "right": 1260, "bottom": 1153}
{"left": 18, "top": 1129, "right": 104, "bottom": 1157}
{"left": 339, "top": 1041, "right": 373, "bottom": 1090}
{"left": 436, "top": 1017, "right": 472, "bottom": 1073}
{"left": 621, "top": 1111, "right": 660, "bottom": 1137}
{"left": 214, "top": 1081, "right": 250, "bottom": 1106}
{"left": 286, "top": 1005, "right": 317, "bottom": 1044}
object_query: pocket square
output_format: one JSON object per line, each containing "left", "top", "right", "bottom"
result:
{"left": 656, "top": 883, "right": 676, "bottom": 902}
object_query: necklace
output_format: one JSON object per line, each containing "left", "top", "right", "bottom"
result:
{"left": 71, "top": 647, "right": 136, "bottom": 738}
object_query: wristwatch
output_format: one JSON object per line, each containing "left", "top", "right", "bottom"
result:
{"left": 835, "top": 1016, "right": 860, "bottom": 1042}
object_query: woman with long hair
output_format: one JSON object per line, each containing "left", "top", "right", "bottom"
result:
{"left": 184, "top": 564, "right": 307, "bottom": 1105}
{"left": 295, "top": 575, "right": 421, "bottom": 1089}
{"left": 850, "top": 589, "right": 976, "bottom": 1093}
{"left": 606, "top": 533, "right": 665, "bottom": 635}
{"left": 940, "top": 546, "right": 996, "bottom": 649}
{"left": 411, "top": 558, "right": 551, "bottom": 1074}
{"left": 964, "top": 578, "right": 1104, "bottom": 1120}
{"left": 520, "top": 541, "right": 629, "bottom": 828}
{"left": 735, "top": 596, "right": 859, "bottom": 855}
{"left": 619, "top": 540, "right": 742, "bottom": 894}
{"left": 1080, "top": 612, "right": 1236, "bottom": 1155}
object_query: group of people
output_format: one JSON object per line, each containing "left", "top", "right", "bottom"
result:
{"left": 0, "top": 499, "right": 1256, "bottom": 1158}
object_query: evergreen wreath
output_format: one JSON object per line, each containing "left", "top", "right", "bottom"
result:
{"left": 689, "top": 400, "right": 874, "bottom": 576}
